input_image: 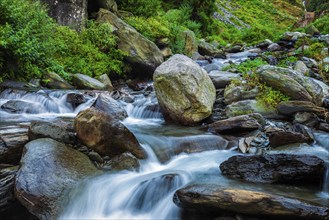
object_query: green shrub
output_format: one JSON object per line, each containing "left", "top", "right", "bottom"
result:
{"left": 257, "top": 84, "right": 290, "bottom": 109}
{"left": 277, "top": 56, "right": 298, "bottom": 68}
{"left": 125, "top": 16, "right": 171, "bottom": 42}
{"left": 117, "top": 0, "right": 162, "bottom": 17}
{"left": 230, "top": 58, "right": 268, "bottom": 74}
{"left": 312, "top": 14, "right": 329, "bottom": 34}
{"left": 0, "top": 0, "right": 125, "bottom": 81}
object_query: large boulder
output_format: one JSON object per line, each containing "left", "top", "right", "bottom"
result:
{"left": 71, "top": 74, "right": 107, "bottom": 90}
{"left": 97, "top": 9, "right": 163, "bottom": 77}
{"left": 181, "top": 30, "right": 198, "bottom": 57}
{"left": 0, "top": 124, "right": 29, "bottom": 164}
{"left": 15, "top": 138, "right": 100, "bottom": 220}
{"left": 268, "top": 130, "right": 312, "bottom": 147}
{"left": 220, "top": 154, "right": 325, "bottom": 184}
{"left": 208, "top": 113, "right": 265, "bottom": 134}
{"left": 74, "top": 107, "right": 145, "bottom": 159}
{"left": 174, "top": 184, "right": 329, "bottom": 220}
{"left": 92, "top": 93, "right": 127, "bottom": 120}
{"left": 0, "top": 166, "right": 18, "bottom": 212}
{"left": 198, "top": 40, "right": 225, "bottom": 58}
{"left": 153, "top": 54, "right": 216, "bottom": 125}
{"left": 257, "top": 65, "right": 329, "bottom": 105}
{"left": 40, "top": 0, "right": 87, "bottom": 31}
{"left": 41, "top": 72, "right": 73, "bottom": 89}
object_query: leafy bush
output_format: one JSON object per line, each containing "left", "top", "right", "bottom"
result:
{"left": 0, "top": 0, "right": 125, "bottom": 81}
{"left": 277, "top": 56, "right": 298, "bottom": 68}
{"left": 257, "top": 84, "right": 290, "bottom": 108}
{"left": 117, "top": 0, "right": 162, "bottom": 17}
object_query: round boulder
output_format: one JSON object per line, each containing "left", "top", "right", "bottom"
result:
{"left": 74, "top": 107, "right": 146, "bottom": 159}
{"left": 154, "top": 54, "right": 216, "bottom": 125}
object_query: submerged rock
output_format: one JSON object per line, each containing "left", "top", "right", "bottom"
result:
{"left": 220, "top": 154, "right": 325, "bottom": 184}
{"left": 15, "top": 138, "right": 100, "bottom": 220}
{"left": 174, "top": 184, "right": 329, "bottom": 220}
{"left": 154, "top": 54, "right": 216, "bottom": 125}
{"left": 74, "top": 107, "right": 145, "bottom": 159}
{"left": 1, "top": 100, "right": 44, "bottom": 114}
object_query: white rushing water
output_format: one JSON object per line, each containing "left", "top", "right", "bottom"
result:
{"left": 0, "top": 82, "right": 328, "bottom": 219}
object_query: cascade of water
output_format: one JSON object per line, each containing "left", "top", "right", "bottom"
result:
{"left": 322, "top": 163, "right": 329, "bottom": 201}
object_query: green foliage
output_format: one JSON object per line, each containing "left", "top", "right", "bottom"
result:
{"left": 230, "top": 58, "right": 268, "bottom": 74}
{"left": 304, "top": 42, "right": 326, "bottom": 61}
{"left": 53, "top": 22, "right": 125, "bottom": 78}
{"left": 277, "top": 56, "right": 298, "bottom": 68}
{"left": 257, "top": 84, "right": 290, "bottom": 109}
{"left": 312, "top": 14, "right": 329, "bottom": 34}
{"left": 125, "top": 16, "right": 170, "bottom": 42}
{"left": 117, "top": 0, "right": 162, "bottom": 17}
{"left": 0, "top": 0, "right": 125, "bottom": 81}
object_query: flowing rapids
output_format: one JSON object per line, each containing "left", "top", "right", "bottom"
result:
{"left": 0, "top": 82, "right": 328, "bottom": 218}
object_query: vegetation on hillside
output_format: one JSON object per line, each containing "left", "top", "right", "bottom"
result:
{"left": 0, "top": 0, "right": 125, "bottom": 82}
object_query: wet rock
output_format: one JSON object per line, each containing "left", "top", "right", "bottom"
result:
{"left": 97, "top": 9, "right": 163, "bottom": 77}
{"left": 41, "top": 72, "right": 73, "bottom": 89}
{"left": 208, "top": 113, "right": 265, "bottom": 134}
{"left": 294, "top": 112, "right": 319, "bottom": 128}
{"left": 66, "top": 92, "right": 86, "bottom": 109}
{"left": 257, "top": 65, "right": 312, "bottom": 102}
{"left": 238, "top": 132, "right": 270, "bottom": 154}
{"left": 277, "top": 101, "right": 327, "bottom": 118}
{"left": 224, "top": 87, "right": 259, "bottom": 105}
{"left": 15, "top": 138, "right": 100, "bottom": 220}
{"left": 294, "top": 61, "right": 309, "bottom": 75}
{"left": 72, "top": 74, "right": 107, "bottom": 90}
{"left": 225, "top": 45, "right": 244, "bottom": 53}
{"left": 0, "top": 166, "right": 18, "bottom": 212}
{"left": 204, "top": 63, "right": 222, "bottom": 73}
{"left": 268, "top": 130, "right": 312, "bottom": 148}
{"left": 74, "top": 107, "right": 146, "bottom": 159}
{"left": 87, "top": 151, "right": 103, "bottom": 163}
{"left": 97, "top": 74, "right": 113, "bottom": 91}
{"left": 1, "top": 100, "right": 44, "bottom": 114}
{"left": 258, "top": 65, "right": 328, "bottom": 105}
{"left": 154, "top": 54, "right": 216, "bottom": 125}
{"left": 174, "top": 184, "right": 329, "bottom": 220}
{"left": 40, "top": 0, "right": 87, "bottom": 31}
{"left": 93, "top": 93, "right": 127, "bottom": 120}
{"left": 0, "top": 124, "right": 29, "bottom": 164}
{"left": 103, "top": 152, "right": 140, "bottom": 171}
{"left": 267, "top": 43, "right": 281, "bottom": 51}
{"left": 28, "top": 119, "right": 76, "bottom": 144}
{"left": 198, "top": 40, "right": 225, "bottom": 58}
{"left": 220, "top": 154, "right": 325, "bottom": 184}
{"left": 225, "top": 100, "right": 277, "bottom": 117}
{"left": 209, "top": 71, "right": 240, "bottom": 89}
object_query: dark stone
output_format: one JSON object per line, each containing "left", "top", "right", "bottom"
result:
{"left": 1, "top": 100, "right": 44, "bottom": 114}
{"left": 66, "top": 93, "right": 86, "bottom": 108}
{"left": 277, "top": 101, "right": 327, "bottom": 118}
{"left": 40, "top": 0, "right": 87, "bottom": 31}
{"left": 103, "top": 152, "right": 140, "bottom": 171}
{"left": 220, "top": 154, "right": 325, "bottom": 184}
{"left": 208, "top": 113, "right": 265, "bottom": 134}
{"left": 268, "top": 131, "right": 312, "bottom": 148}
{"left": 0, "top": 166, "right": 18, "bottom": 212}
{"left": 41, "top": 72, "right": 73, "bottom": 89}
{"left": 28, "top": 119, "right": 76, "bottom": 144}
{"left": 0, "top": 124, "right": 29, "bottom": 164}
{"left": 174, "top": 184, "right": 329, "bottom": 220}
{"left": 15, "top": 138, "right": 100, "bottom": 220}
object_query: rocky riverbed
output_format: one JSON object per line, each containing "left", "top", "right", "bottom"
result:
{"left": 1, "top": 30, "right": 329, "bottom": 220}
